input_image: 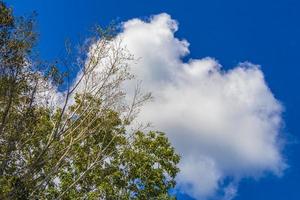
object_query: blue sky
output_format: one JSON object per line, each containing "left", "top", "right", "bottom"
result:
{"left": 5, "top": 0, "right": 300, "bottom": 199}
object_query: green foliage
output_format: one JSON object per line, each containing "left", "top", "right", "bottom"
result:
{"left": 0, "top": 1, "right": 180, "bottom": 199}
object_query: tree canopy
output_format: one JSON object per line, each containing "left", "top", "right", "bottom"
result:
{"left": 0, "top": 1, "right": 180, "bottom": 199}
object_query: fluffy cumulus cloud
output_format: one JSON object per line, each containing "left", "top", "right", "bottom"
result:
{"left": 116, "top": 13, "right": 286, "bottom": 199}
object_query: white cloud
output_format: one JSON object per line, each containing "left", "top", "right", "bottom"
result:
{"left": 116, "top": 13, "right": 286, "bottom": 199}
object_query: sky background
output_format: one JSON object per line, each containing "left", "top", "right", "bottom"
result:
{"left": 5, "top": 0, "right": 300, "bottom": 199}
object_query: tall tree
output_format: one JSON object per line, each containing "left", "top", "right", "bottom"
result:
{"left": 0, "top": 1, "right": 180, "bottom": 199}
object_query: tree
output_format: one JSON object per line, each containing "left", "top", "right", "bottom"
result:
{"left": 0, "top": 1, "right": 180, "bottom": 199}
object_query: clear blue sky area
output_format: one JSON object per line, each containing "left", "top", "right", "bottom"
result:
{"left": 5, "top": 0, "right": 300, "bottom": 199}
